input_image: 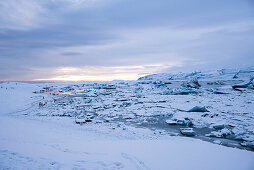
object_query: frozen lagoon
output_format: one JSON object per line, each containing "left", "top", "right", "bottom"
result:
{"left": 1, "top": 69, "right": 254, "bottom": 169}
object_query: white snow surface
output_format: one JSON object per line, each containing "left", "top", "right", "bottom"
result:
{"left": 138, "top": 67, "right": 254, "bottom": 81}
{"left": 1, "top": 68, "right": 254, "bottom": 170}
{"left": 1, "top": 116, "right": 254, "bottom": 170}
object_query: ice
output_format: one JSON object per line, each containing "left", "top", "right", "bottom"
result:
{"left": 168, "top": 117, "right": 194, "bottom": 127}
{"left": 138, "top": 67, "right": 254, "bottom": 81}
{"left": 181, "top": 78, "right": 201, "bottom": 89}
{"left": 1, "top": 67, "right": 254, "bottom": 169}
{"left": 206, "top": 128, "right": 232, "bottom": 138}
{"left": 232, "top": 78, "right": 254, "bottom": 90}
{"left": 180, "top": 128, "right": 196, "bottom": 136}
{"left": 213, "top": 140, "right": 222, "bottom": 145}
{"left": 166, "top": 87, "right": 199, "bottom": 95}
{"left": 233, "top": 70, "right": 254, "bottom": 79}
{"left": 240, "top": 141, "right": 254, "bottom": 149}
{"left": 212, "top": 123, "right": 226, "bottom": 130}
{"left": 188, "top": 106, "right": 209, "bottom": 112}
{"left": 75, "top": 118, "right": 92, "bottom": 125}
{"left": 165, "top": 119, "right": 177, "bottom": 125}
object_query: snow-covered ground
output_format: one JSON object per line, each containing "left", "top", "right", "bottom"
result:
{"left": 1, "top": 68, "right": 254, "bottom": 169}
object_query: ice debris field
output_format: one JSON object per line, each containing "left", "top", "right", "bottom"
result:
{"left": 1, "top": 68, "right": 254, "bottom": 169}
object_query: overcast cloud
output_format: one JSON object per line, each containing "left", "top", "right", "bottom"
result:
{"left": 0, "top": 0, "right": 254, "bottom": 81}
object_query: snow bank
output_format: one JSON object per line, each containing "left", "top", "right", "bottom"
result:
{"left": 0, "top": 116, "right": 253, "bottom": 170}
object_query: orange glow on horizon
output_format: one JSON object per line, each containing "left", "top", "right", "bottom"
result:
{"left": 32, "top": 63, "right": 182, "bottom": 82}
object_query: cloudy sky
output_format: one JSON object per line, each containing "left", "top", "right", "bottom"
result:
{"left": 0, "top": 0, "right": 254, "bottom": 81}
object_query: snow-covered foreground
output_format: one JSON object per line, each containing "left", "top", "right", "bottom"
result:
{"left": 1, "top": 68, "right": 254, "bottom": 169}
{"left": 1, "top": 116, "right": 254, "bottom": 170}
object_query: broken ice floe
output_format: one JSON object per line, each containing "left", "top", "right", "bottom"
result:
{"left": 163, "top": 88, "right": 199, "bottom": 95}
{"left": 166, "top": 118, "right": 193, "bottom": 127}
{"left": 165, "top": 120, "right": 177, "bottom": 125}
{"left": 180, "top": 128, "right": 196, "bottom": 136}
{"left": 232, "top": 78, "right": 254, "bottom": 91}
{"left": 25, "top": 67, "right": 254, "bottom": 150}
{"left": 240, "top": 141, "right": 254, "bottom": 149}
{"left": 75, "top": 118, "right": 92, "bottom": 125}
{"left": 212, "top": 124, "right": 225, "bottom": 130}
{"left": 181, "top": 78, "right": 201, "bottom": 89}
{"left": 206, "top": 128, "right": 232, "bottom": 138}
{"left": 188, "top": 106, "right": 209, "bottom": 112}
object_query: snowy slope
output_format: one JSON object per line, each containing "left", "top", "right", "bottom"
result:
{"left": 138, "top": 67, "right": 254, "bottom": 81}
{"left": 0, "top": 116, "right": 254, "bottom": 170}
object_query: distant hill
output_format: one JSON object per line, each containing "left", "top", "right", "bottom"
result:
{"left": 138, "top": 67, "right": 254, "bottom": 81}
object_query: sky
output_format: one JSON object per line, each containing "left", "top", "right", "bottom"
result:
{"left": 0, "top": 0, "right": 254, "bottom": 81}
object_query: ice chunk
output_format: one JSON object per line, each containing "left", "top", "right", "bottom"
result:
{"left": 220, "top": 128, "right": 231, "bottom": 136}
{"left": 181, "top": 78, "right": 201, "bottom": 89}
{"left": 213, "top": 140, "right": 222, "bottom": 145}
{"left": 232, "top": 78, "right": 254, "bottom": 90}
{"left": 212, "top": 124, "right": 225, "bottom": 130}
{"left": 75, "top": 119, "right": 91, "bottom": 124}
{"left": 233, "top": 70, "right": 254, "bottom": 79}
{"left": 176, "top": 119, "right": 186, "bottom": 125}
{"left": 180, "top": 128, "right": 196, "bottom": 136}
{"left": 206, "top": 131, "right": 223, "bottom": 138}
{"left": 165, "top": 88, "right": 198, "bottom": 95}
{"left": 165, "top": 119, "right": 177, "bottom": 125}
{"left": 167, "top": 117, "right": 193, "bottom": 127}
{"left": 240, "top": 141, "right": 254, "bottom": 149}
{"left": 188, "top": 106, "right": 209, "bottom": 112}
{"left": 206, "top": 128, "right": 231, "bottom": 138}
{"left": 123, "top": 114, "right": 136, "bottom": 119}
{"left": 122, "top": 102, "right": 132, "bottom": 107}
